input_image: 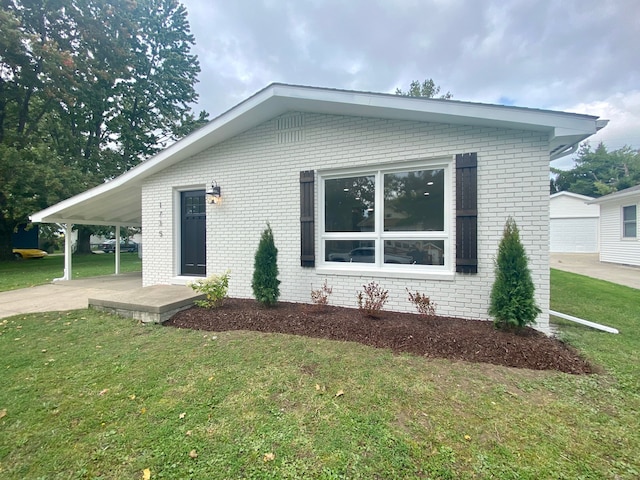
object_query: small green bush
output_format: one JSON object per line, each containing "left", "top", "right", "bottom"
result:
{"left": 406, "top": 288, "right": 437, "bottom": 318}
{"left": 189, "top": 270, "right": 230, "bottom": 309}
{"left": 357, "top": 281, "right": 388, "bottom": 318}
{"left": 252, "top": 223, "right": 280, "bottom": 307}
{"left": 488, "top": 217, "right": 541, "bottom": 330}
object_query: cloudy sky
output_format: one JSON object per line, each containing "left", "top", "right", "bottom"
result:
{"left": 180, "top": 0, "right": 639, "bottom": 169}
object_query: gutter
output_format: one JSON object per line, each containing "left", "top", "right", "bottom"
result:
{"left": 550, "top": 310, "right": 619, "bottom": 334}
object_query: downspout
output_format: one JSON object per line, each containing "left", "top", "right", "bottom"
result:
{"left": 53, "top": 223, "right": 73, "bottom": 282}
{"left": 550, "top": 310, "right": 619, "bottom": 334}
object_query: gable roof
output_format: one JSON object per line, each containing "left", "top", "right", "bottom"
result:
{"left": 588, "top": 184, "right": 640, "bottom": 205}
{"left": 31, "top": 83, "right": 607, "bottom": 226}
{"left": 550, "top": 191, "right": 595, "bottom": 202}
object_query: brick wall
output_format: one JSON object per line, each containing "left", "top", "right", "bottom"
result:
{"left": 142, "top": 112, "right": 551, "bottom": 332}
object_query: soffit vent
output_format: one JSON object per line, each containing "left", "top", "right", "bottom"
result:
{"left": 276, "top": 114, "right": 304, "bottom": 144}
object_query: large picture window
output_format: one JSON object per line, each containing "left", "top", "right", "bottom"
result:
{"left": 322, "top": 161, "right": 450, "bottom": 271}
{"left": 623, "top": 205, "right": 637, "bottom": 238}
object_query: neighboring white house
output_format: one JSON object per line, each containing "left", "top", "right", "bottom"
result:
{"left": 30, "top": 84, "right": 607, "bottom": 333}
{"left": 589, "top": 185, "right": 640, "bottom": 266}
{"left": 550, "top": 192, "right": 600, "bottom": 253}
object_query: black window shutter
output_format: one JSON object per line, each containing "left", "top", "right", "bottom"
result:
{"left": 300, "top": 170, "right": 315, "bottom": 267}
{"left": 456, "top": 153, "right": 478, "bottom": 274}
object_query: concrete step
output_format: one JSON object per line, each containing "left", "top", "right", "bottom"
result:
{"left": 89, "top": 285, "right": 205, "bottom": 323}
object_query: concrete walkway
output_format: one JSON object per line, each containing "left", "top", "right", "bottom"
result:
{"left": 551, "top": 253, "right": 640, "bottom": 290}
{"left": 0, "top": 272, "right": 143, "bottom": 319}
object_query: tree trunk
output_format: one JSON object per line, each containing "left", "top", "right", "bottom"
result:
{"left": 75, "top": 226, "right": 93, "bottom": 254}
{"left": 0, "top": 223, "right": 16, "bottom": 261}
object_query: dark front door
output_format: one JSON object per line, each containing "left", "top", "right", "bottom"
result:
{"left": 181, "top": 190, "right": 206, "bottom": 276}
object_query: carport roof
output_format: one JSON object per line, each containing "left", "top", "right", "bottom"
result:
{"left": 30, "top": 83, "right": 607, "bottom": 226}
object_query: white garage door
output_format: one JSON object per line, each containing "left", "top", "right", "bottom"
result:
{"left": 550, "top": 218, "right": 599, "bottom": 252}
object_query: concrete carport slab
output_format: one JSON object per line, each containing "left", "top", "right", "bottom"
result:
{"left": 0, "top": 272, "right": 204, "bottom": 321}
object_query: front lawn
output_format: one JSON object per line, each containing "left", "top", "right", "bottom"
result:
{"left": 0, "top": 253, "right": 141, "bottom": 292}
{"left": 0, "top": 270, "right": 638, "bottom": 478}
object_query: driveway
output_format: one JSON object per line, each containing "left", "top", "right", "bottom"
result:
{"left": 0, "top": 272, "right": 142, "bottom": 319}
{"left": 551, "top": 253, "right": 640, "bottom": 290}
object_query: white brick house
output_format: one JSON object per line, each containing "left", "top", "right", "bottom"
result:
{"left": 31, "top": 84, "right": 607, "bottom": 333}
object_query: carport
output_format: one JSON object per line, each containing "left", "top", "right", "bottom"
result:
{"left": 30, "top": 175, "right": 143, "bottom": 281}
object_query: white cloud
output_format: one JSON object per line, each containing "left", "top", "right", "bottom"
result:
{"left": 181, "top": 0, "right": 640, "bottom": 167}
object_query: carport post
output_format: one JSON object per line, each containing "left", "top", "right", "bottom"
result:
{"left": 54, "top": 223, "right": 73, "bottom": 282}
{"left": 115, "top": 224, "right": 121, "bottom": 275}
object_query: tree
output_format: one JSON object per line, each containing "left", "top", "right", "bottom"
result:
{"left": 488, "top": 217, "right": 541, "bottom": 330}
{"left": 0, "top": 0, "right": 208, "bottom": 259}
{"left": 395, "top": 79, "right": 453, "bottom": 99}
{"left": 551, "top": 142, "right": 640, "bottom": 197}
{"left": 252, "top": 223, "right": 280, "bottom": 307}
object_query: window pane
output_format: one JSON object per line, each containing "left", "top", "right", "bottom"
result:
{"left": 325, "top": 176, "right": 375, "bottom": 232}
{"left": 623, "top": 206, "right": 637, "bottom": 238}
{"left": 624, "top": 222, "right": 636, "bottom": 238}
{"left": 384, "top": 240, "right": 445, "bottom": 265}
{"left": 384, "top": 169, "right": 444, "bottom": 231}
{"left": 325, "top": 240, "right": 375, "bottom": 263}
{"left": 623, "top": 205, "right": 636, "bottom": 221}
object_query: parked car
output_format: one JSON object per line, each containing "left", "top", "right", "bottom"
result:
{"left": 13, "top": 248, "right": 48, "bottom": 260}
{"left": 101, "top": 240, "right": 138, "bottom": 253}
{"left": 328, "top": 247, "right": 413, "bottom": 264}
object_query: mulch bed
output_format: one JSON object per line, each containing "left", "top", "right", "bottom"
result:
{"left": 165, "top": 298, "right": 595, "bottom": 374}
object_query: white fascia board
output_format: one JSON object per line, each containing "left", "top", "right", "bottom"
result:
{"left": 550, "top": 192, "right": 595, "bottom": 201}
{"left": 271, "top": 84, "right": 601, "bottom": 133}
{"left": 588, "top": 187, "right": 640, "bottom": 205}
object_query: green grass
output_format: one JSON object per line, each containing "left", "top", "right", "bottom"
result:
{"left": 0, "top": 253, "right": 141, "bottom": 292}
{"left": 0, "top": 270, "right": 638, "bottom": 479}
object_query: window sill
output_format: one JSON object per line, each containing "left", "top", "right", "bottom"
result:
{"left": 316, "top": 265, "right": 455, "bottom": 281}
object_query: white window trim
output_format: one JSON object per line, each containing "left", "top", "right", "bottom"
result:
{"left": 622, "top": 204, "right": 638, "bottom": 240}
{"left": 317, "top": 157, "right": 455, "bottom": 280}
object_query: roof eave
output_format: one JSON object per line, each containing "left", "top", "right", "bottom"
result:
{"left": 30, "top": 83, "right": 607, "bottom": 225}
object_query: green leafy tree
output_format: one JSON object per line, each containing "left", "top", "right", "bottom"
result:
{"left": 395, "top": 79, "right": 453, "bottom": 99}
{"left": 552, "top": 143, "right": 640, "bottom": 196}
{"left": 0, "top": 0, "right": 208, "bottom": 259}
{"left": 252, "top": 223, "right": 280, "bottom": 307}
{"left": 489, "top": 217, "right": 541, "bottom": 330}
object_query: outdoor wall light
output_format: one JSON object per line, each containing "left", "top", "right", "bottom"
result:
{"left": 206, "top": 180, "right": 222, "bottom": 204}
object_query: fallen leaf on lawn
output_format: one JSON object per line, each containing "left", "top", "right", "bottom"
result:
{"left": 179, "top": 412, "right": 186, "bottom": 419}
{"left": 140, "top": 407, "right": 147, "bottom": 414}
{"left": 335, "top": 390, "right": 344, "bottom": 397}
{"left": 98, "top": 388, "right": 109, "bottom": 396}
{"left": 0, "top": 408, "right": 7, "bottom": 419}
{"left": 186, "top": 430, "right": 192, "bottom": 436}
{"left": 189, "top": 449, "right": 198, "bottom": 458}
{"left": 263, "top": 452, "right": 275, "bottom": 462}
{"left": 129, "top": 394, "right": 136, "bottom": 400}
{"left": 142, "top": 467, "right": 151, "bottom": 479}
{"left": 41, "top": 349, "right": 47, "bottom": 353}
{"left": 208, "top": 376, "right": 214, "bottom": 381}
{"left": 464, "top": 435, "right": 471, "bottom": 441}
{"left": 315, "top": 384, "right": 320, "bottom": 390}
